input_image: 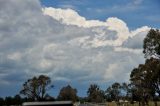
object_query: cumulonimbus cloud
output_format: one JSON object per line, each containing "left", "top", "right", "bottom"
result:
{"left": 0, "top": 0, "right": 153, "bottom": 97}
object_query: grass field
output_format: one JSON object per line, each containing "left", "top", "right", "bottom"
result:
{"left": 106, "top": 101, "right": 160, "bottom": 106}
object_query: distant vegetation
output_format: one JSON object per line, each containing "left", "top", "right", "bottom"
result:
{"left": 57, "top": 85, "right": 78, "bottom": 102}
{"left": 0, "top": 29, "right": 160, "bottom": 106}
{"left": 20, "top": 75, "right": 54, "bottom": 101}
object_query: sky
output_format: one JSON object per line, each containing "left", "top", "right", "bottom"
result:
{"left": 40, "top": 0, "right": 160, "bottom": 29}
{"left": 0, "top": 0, "right": 160, "bottom": 97}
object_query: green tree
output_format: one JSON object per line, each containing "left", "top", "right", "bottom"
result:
{"left": 5, "top": 96, "right": 13, "bottom": 106}
{"left": 87, "top": 84, "right": 105, "bottom": 103}
{"left": 129, "top": 29, "right": 160, "bottom": 106}
{"left": 105, "top": 82, "right": 121, "bottom": 102}
{"left": 144, "top": 58, "right": 160, "bottom": 97}
{"left": 143, "top": 28, "right": 160, "bottom": 106}
{"left": 12, "top": 95, "right": 22, "bottom": 105}
{"left": 0, "top": 97, "right": 4, "bottom": 106}
{"left": 20, "top": 75, "right": 53, "bottom": 101}
{"left": 143, "top": 29, "right": 160, "bottom": 58}
{"left": 130, "top": 62, "right": 156, "bottom": 106}
{"left": 57, "top": 85, "right": 78, "bottom": 102}
{"left": 121, "top": 83, "right": 131, "bottom": 100}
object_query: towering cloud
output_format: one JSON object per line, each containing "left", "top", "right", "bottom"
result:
{"left": 0, "top": 0, "right": 151, "bottom": 96}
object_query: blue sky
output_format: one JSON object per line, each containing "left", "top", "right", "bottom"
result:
{"left": 40, "top": 0, "right": 160, "bottom": 29}
{"left": 0, "top": 0, "right": 159, "bottom": 98}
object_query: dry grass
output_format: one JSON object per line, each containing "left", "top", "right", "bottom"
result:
{"left": 105, "top": 101, "right": 160, "bottom": 106}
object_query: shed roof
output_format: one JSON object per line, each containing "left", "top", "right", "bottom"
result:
{"left": 23, "top": 101, "right": 73, "bottom": 106}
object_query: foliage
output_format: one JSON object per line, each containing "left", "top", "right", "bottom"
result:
{"left": 130, "top": 58, "right": 160, "bottom": 99}
{"left": 143, "top": 29, "right": 160, "bottom": 58}
{"left": 87, "top": 84, "right": 105, "bottom": 103}
{"left": 105, "top": 82, "right": 121, "bottom": 101}
{"left": 0, "top": 97, "right": 4, "bottom": 106}
{"left": 129, "top": 29, "right": 160, "bottom": 105}
{"left": 105, "top": 82, "right": 131, "bottom": 102}
{"left": 20, "top": 75, "right": 53, "bottom": 101}
{"left": 144, "top": 58, "right": 160, "bottom": 97}
{"left": 57, "top": 85, "right": 78, "bottom": 102}
{"left": 1, "top": 95, "right": 24, "bottom": 106}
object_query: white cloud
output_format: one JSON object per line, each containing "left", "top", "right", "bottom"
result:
{"left": 43, "top": 7, "right": 105, "bottom": 28}
{"left": 43, "top": 7, "right": 151, "bottom": 47}
{"left": 130, "top": 26, "right": 150, "bottom": 37}
{"left": 114, "top": 47, "right": 142, "bottom": 54}
{"left": 122, "top": 27, "right": 150, "bottom": 49}
{"left": 7, "top": 52, "right": 22, "bottom": 61}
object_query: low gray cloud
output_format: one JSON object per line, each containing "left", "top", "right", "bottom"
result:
{"left": 122, "top": 31, "right": 148, "bottom": 49}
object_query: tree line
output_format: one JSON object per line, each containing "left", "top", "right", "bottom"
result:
{"left": 0, "top": 29, "right": 160, "bottom": 106}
